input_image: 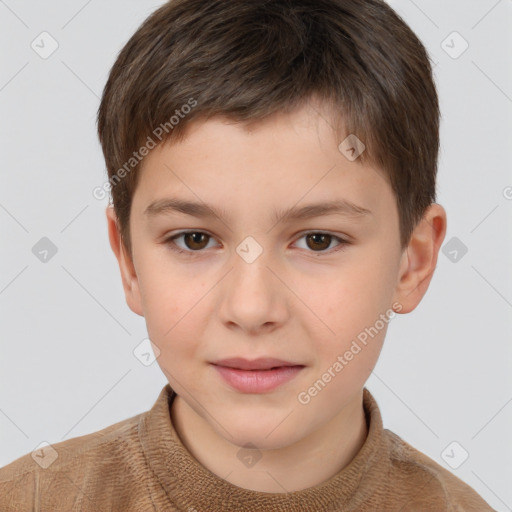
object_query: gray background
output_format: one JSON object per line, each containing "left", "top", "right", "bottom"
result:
{"left": 0, "top": 0, "right": 511, "bottom": 509}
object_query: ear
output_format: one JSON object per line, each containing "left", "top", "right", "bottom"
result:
{"left": 392, "top": 203, "right": 447, "bottom": 314}
{"left": 105, "top": 205, "right": 144, "bottom": 317}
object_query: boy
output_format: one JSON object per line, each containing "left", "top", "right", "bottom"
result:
{"left": 0, "top": 0, "right": 496, "bottom": 510}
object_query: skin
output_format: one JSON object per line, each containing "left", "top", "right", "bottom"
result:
{"left": 106, "top": 99, "right": 447, "bottom": 493}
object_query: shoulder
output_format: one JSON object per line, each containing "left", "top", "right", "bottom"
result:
{"left": 0, "top": 411, "right": 146, "bottom": 510}
{"left": 382, "top": 429, "right": 496, "bottom": 511}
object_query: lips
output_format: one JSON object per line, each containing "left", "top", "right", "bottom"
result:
{"left": 211, "top": 357, "right": 305, "bottom": 393}
{"left": 211, "top": 357, "right": 303, "bottom": 371}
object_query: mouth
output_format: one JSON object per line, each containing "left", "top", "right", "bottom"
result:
{"left": 211, "top": 357, "right": 304, "bottom": 371}
{"left": 210, "top": 357, "right": 305, "bottom": 393}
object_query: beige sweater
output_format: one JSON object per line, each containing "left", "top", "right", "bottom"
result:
{"left": 0, "top": 384, "right": 495, "bottom": 511}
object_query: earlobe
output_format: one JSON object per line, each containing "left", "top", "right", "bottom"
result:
{"left": 392, "top": 203, "right": 447, "bottom": 314}
{"left": 105, "top": 205, "right": 145, "bottom": 317}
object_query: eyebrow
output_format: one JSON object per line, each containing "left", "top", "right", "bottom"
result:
{"left": 144, "top": 197, "right": 372, "bottom": 225}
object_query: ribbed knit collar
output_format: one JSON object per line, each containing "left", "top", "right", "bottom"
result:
{"left": 138, "top": 383, "right": 386, "bottom": 511}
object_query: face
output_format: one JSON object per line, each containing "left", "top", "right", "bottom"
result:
{"left": 112, "top": 101, "right": 409, "bottom": 450}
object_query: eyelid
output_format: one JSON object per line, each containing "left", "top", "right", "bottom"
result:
{"left": 163, "top": 229, "right": 350, "bottom": 256}
{"left": 293, "top": 231, "right": 349, "bottom": 254}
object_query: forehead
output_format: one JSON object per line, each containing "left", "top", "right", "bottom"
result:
{"left": 132, "top": 106, "right": 394, "bottom": 225}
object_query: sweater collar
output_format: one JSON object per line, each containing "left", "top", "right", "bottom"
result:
{"left": 139, "top": 383, "right": 386, "bottom": 511}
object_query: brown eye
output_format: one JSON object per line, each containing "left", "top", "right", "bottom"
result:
{"left": 182, "top": 232, "right": 210, "bottom": 250}
{"left": 305, "top": 233, "right": 333, "bottom": 251}
{"left": 165, "top": 231, "right": 216, "bottom": 255}
{"left": 295, "top": 232, "right": 348, "bottom": 254}
{"left": 165, "top": 230, "right": 347, "bottom": 257}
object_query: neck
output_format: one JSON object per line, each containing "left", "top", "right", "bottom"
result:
{"left": 170, "top": 391, "right": 368, "bottom": 493}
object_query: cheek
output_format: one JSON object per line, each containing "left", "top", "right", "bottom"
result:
{"left": 135, "top": 258, "right": 204, "bottom": 350}
{"left": 295, "top": 251, "right": 394, "bottom": 360}
{"left": 307, "top": 260, "right": 390, "bottom": 320}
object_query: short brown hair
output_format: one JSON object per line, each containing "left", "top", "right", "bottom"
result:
{"left": 97, "top": 0, "right": 440, "bottom": 257}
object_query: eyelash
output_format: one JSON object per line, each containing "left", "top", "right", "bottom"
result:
{"left": 163, "top": 230, "right": 349, "bottom": 257}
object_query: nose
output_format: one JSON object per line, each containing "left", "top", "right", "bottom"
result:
{"left": 218, "top": 248, "right": 289, "bottom": 336}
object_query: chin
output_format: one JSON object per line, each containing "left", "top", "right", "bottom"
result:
{"left": 214, "top": 412, "right": 306, "bottom": 451}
